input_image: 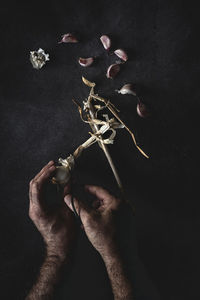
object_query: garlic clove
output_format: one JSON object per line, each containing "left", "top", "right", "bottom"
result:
{"left": 100, "top": 35, "right": 111, "bottom": 50}
{"left": 52, "top": 166, "right": 71, "bottom": 185}
{"left": 106, "top": 63, "right": 121, "bottom": 79}
{"left": 78, "top": 57, "right": 94, "bottom": 67}
{"left": 58, "top": 33, "right": 78, "bottom": 43}
{"left": 116, "top": 83, "right": 136, "bottom": 96}
{"left": 114, "top": 49, "right": 128, "bottom": 62}
{"left": 136, "top": 101, "right": 150, "bottom": 118}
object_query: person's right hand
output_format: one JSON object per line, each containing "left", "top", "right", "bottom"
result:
{"left": 64, "top": 185, "right": 123, "bottom": 259}
{"left": 64, "top": 186, "right": 135, "bottom": 300}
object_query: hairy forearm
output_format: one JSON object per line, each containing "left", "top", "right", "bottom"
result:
{"left": 102, "top": 250, "right": 134, "bottom": 300}
{"left": 25, "top": 253, "right": 66, "bottom": 300}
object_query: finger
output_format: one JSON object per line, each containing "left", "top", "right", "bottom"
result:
{"left": 29, "top": 187, "right": 43, "bottom": 222}
{"left": 35, "top": 165, "right": 56, "bottom": 188}
{"left": 29, "top": 165, "right": 56, "bottom": 207}
{"left": 91, "top": 199, "right": 102, "bottom": 209}
{"left": 29, "top": 161, "right": 54, "bottom": 198}
{"left": 63, "top": 183, "right": 71, "bottom": 197}
{"left": 33, "top": 161, "right": 54, "bottom": 181}
{"left": 64, "top": 194, "right": 90, "bottom": 220}
{"left": 85, "top": 185, "right": 116, "bottom": 205}
{"left": 64, "top": 194, "right": 79, "bottom": 214}
{"left": 29, "top": 180, "right": 40, "bottom": 205}
{"left": 29, "top": 162, "right": 55, "bottom": 219}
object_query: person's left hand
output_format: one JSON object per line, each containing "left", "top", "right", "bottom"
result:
{"left": 29, "top": 161, "right": 77, "bottom": 262}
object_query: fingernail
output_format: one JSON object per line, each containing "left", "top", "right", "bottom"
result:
{"left": 48, "top": 160, "right": 54, "bottom": 165}
{"left": 64, "top": 194, "right": 72, "bottom": 206}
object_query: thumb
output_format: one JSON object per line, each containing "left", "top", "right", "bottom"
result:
{"left": 64, "top": 194, "right": 90, "bottom": 220}
{"left": 64, "top": 194, "right": 78, "bottom": 213}
{"left": 64, "top": 194, "right": 73, "bottom": 210}
{"left": 64, "top": 194, "right": 82, "bottom": 218}
{"left": 63, "top": 183, "right": 71, "bottom": 197}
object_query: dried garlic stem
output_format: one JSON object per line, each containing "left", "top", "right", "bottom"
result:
{"left": 72, "top": 117, "right": 117, "bottom": 157}
{"left": 52, "top": 121, "right": 115, "bottom": 185}
{"left": 87, "top": 96, "right": 123, "bottom": 190}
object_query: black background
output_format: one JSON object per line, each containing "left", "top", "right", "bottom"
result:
{"left": 0, "top": 0, "right": 199, "bottom": 299}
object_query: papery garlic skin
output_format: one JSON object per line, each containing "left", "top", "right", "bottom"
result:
{"left": 117, "top": 84, "right": 137, "bottom": 96}
{"left": 52, "top": 155, "right": 75, "bottom": 185}
{"left": 106, "top": 63, "right": 120, "bottom": 79}
{"left": 78, "top": 57, "right": 94, "bottom": 67}
{"left": 100, "top": 35, "right": 111, "bottom": 50}
{"left": 114, "top": 49, "right": 128, "bottom": 62}
{"left": 30, "top": 48, "right": 50, "bottom": 70}
{"left": 58, "top": 33, "right": 78, "bottom": 43}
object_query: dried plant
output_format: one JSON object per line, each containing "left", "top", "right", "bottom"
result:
{"left": 52, "top": 77, "right": 149, "bottom": 192}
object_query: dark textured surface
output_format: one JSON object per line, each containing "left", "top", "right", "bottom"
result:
{"left": 0, "top": 0, "right": 199, "bottom": 299}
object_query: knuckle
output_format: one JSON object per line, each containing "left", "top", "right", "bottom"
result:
{"left": 32, "top": 180, "right": 39, "bottom": 189}
{"left": 32, "top": 179, "right": 37, "bottom": 185}
{"left": 29, "top": 207, "right": 35, "bottom": 220}
{"left": 29, "top": 179, "right": 34, "bottom": 186}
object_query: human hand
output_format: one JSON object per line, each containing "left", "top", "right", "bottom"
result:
{"left": 64, "top": 185, "right": 123, "bottom": 260}
{"left": 29, "top": 161, "right": 77, "bottom": 261}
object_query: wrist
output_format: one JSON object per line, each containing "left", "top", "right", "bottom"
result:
{"left": 99, "top": 244, "right": 121, "bottom": 264}
{"left": 46, "top": 246, "right": 68, "bottom": 264}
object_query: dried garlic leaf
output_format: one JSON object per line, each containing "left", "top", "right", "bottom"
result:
{"left": 82, "top": 76, "right": 96, "bottom": 87}
{"left": 91, "top": 93, "right": 149, "bottom": 158}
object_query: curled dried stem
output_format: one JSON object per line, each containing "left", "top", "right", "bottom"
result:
{"left": 90, "top": 93, "right": 149, "bottom": 158}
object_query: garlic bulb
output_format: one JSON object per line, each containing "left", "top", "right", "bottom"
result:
{"left": 30, "top": 48, "right": 49, "bottom": 70}
{"left": 52, "top": 166, "right": 71, "bottom": 185}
